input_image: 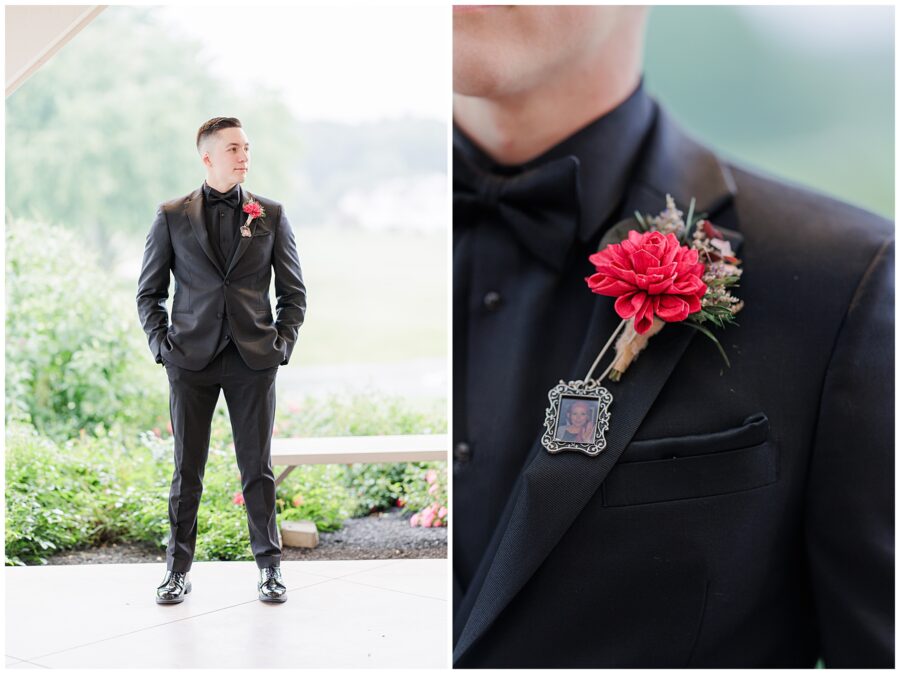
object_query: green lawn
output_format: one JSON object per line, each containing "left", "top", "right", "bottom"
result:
{"left": 288, "top": 227, "right": 448, "bottom": 365}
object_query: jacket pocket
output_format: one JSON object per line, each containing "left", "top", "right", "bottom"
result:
{"left": 603, "top": 413, "right": 776, "bottom": 506}
{"left": 171, "top": 272, "right": 192, "bottom": 314}
{"left": 255, "top": 271, "right": 272, "bottom": 313}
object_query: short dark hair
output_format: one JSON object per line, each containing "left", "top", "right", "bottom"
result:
{"left": 196, "top": 117, "right": 242, "bottom": 151}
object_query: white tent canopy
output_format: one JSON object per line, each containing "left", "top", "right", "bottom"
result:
{"left": 6, "top": 5, "right": 105, "bottom": 97}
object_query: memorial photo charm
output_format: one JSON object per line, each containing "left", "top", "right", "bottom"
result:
{"left": 541, "top": 379, "right": 613, "bottom": 456}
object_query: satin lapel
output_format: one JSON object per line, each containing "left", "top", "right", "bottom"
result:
{"left": 225, "top": 190, "right": 258, "bottom": 277}
{"left": 184, "top": 187, "right": 225, "bottom": 277}
{"left": 453, "top": 107, "right": 740, "bottom": 663}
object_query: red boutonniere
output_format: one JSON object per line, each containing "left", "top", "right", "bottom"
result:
{"left": 241, "top": 198, "right": 266, "bottom": 237}
{"left": 585, "top": 194, "right": 744, "bottom": 381}
{"left": 540, "top": 195, "right": 744, "bottom": 457}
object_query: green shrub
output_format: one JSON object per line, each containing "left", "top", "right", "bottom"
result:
{"left": 6, "top": 384, "right": 447, "bottom": 564}
{"left": 7, "top": 411, "right": 358, "bottom": 564}
{"left": 5, "top": 219, "right": 168, "bottom": 440}
{"left": 4, "top": 422, "right": 168, "bottom": 565}
{"left": 277, "top": 464, "right": 353, "bottom": 533}
{"left": 344, "top": 463, "right": 406, "bottom": 516}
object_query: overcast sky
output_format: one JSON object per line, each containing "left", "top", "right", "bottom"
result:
{"left": 156, "top": 5, "right": 449, "bottom": 124}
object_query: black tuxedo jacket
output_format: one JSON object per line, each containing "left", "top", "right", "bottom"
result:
{"left": 136, "top": 185, "right": 306, "bottom": 371}
{"left": 453, "top": 109, "right": 894, "bottom": 667}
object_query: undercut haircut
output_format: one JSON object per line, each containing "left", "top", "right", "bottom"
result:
{"left": 196, "top": 117, "right": 242, "bottom": 152}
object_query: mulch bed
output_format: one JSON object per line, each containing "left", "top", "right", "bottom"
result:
{"left": 44, "top": 508, "right": 446, "bottom": 565}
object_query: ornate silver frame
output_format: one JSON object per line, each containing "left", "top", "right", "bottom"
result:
{"left": 541, "top": 379, "right": 613, "bottom": 456}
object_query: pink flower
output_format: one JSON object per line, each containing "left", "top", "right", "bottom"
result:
{"left": 428, "top": 483, "right": 438, "bottom": 495}
{"left": 421, "top": 511, "right": 436, "bottom": 528}
{"left": 232, "top": 491, "right": 245, "bottom": 506}
{"left": 438, "top": 506, "right": 448, "bottom": 519}
{"left": 292, "top": 494, "right": 304, "bottom": 507}
{"left": 242, "top": 200, "right": 263, "bottom": 219}
{"left": 425, "top": 469, "right": 438, "bottom": 485}
{"left": 586, "top": 230, "right": 707, "bottom": 334}
{"left": 410, "top": 513, "right": 420, "bottom": 527}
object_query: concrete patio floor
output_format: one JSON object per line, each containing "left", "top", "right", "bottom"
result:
{"left": 6, "top": 558, "right": 447, "bottom": 669}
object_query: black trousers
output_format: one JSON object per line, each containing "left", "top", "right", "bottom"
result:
{"left": 163, "top": 341, "right": 281, "bottom": 572}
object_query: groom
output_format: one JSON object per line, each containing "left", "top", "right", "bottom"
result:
{"left": 136, "top": 117, "right": 307, "bottom": 604}
{"left": 453, "top": 6, "right": 892, "bottom": 668}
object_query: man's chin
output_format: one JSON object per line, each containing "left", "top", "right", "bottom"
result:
{"left": 453, "top": 62, "right": 509, "bottom": 99}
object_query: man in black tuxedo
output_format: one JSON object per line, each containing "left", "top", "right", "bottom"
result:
{"left": 137, "top": 117, "right": 306, "bottom": 604}
{"left": 452, "top": 6, "right": 892, "bottom": 667}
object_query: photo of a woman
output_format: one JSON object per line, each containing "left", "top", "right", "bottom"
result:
{"left": 554, "top": 398, "right": 596, "bottom": 444}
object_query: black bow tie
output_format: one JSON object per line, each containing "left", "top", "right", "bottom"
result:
{"left": 205, "top": 185, "right": 241, "bottom": 210}
{"left": 454, "top": 151, "right": 581, "bottom": 271}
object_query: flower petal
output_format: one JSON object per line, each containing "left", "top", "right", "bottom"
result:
{"left": 657, "top": 296, "right": 690, "bottom": 322}
{"left": 614, "top": 292, "right": 644, "bottom": 319}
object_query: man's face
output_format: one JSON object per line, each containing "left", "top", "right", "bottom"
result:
{"left": 453, "top": 5, "right": 644, "bottom": 98}
{"left": 201, "top": 126, "right": 250, "bottom": 187}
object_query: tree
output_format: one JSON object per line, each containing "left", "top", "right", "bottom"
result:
{"left": 6, "top": 6, "right": 302, "bottom": 259}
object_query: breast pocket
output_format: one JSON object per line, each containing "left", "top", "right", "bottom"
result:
{"left": 603, "top": 413, "right": 776, "bottom": 507}
{"left": 238, "top": 229, "right": 273, "bottom": 272}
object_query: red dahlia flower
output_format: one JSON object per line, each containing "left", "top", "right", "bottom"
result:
{"left": 586, "top": 230, "right": 707, "bottom": 334}
{"left": 243, "top": 200, "right": 263, "bottom": 219}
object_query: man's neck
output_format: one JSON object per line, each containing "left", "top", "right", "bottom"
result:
{"left": 205, "top": 177, "right": 239, "bottom": 193}
{"left": 454, "top": 42, "right": 644, "bottom": 166}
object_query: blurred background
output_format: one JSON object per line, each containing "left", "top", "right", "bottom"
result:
{"left": 6, "top": 5, "right": 449, "bottom": 566}
{"left": 644, "top": 5, "right": 893, "bottom": 218}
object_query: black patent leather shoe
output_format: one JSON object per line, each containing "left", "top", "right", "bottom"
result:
{"left": 156, "top": 570, "right": 191, "bottom": 604}
{"left": 258, "top": 566, "right": 287, "bottom": 603}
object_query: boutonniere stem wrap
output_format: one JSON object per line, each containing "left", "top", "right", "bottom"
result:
{"left": 241, "top": 198, "right": 266, "bottom": 237}
{"left": 541, "top": 195, "right": 744, "bottom": 457}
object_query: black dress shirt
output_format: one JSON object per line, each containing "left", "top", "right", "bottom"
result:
{"left": 202, "top": 181, "right": 244, "bottom": 271}
{"left": 453, "top": 83, "right": 657, "bottom": 595}
{"left": 202, "top": 181, "right": 244, "bottom": 350}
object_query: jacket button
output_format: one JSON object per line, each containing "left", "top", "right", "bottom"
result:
{"left": 483, "top": 291, "right": 502, "bottom": 311}
{"left": 454, "top": 441, "right": 472, "bottom": 463}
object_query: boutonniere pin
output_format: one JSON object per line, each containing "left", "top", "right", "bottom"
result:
{"left": 241, "top": 198, "right": 266, "bottom": 237}
{"left": 541, "top": 195, "right": 744, "bottom": 457}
